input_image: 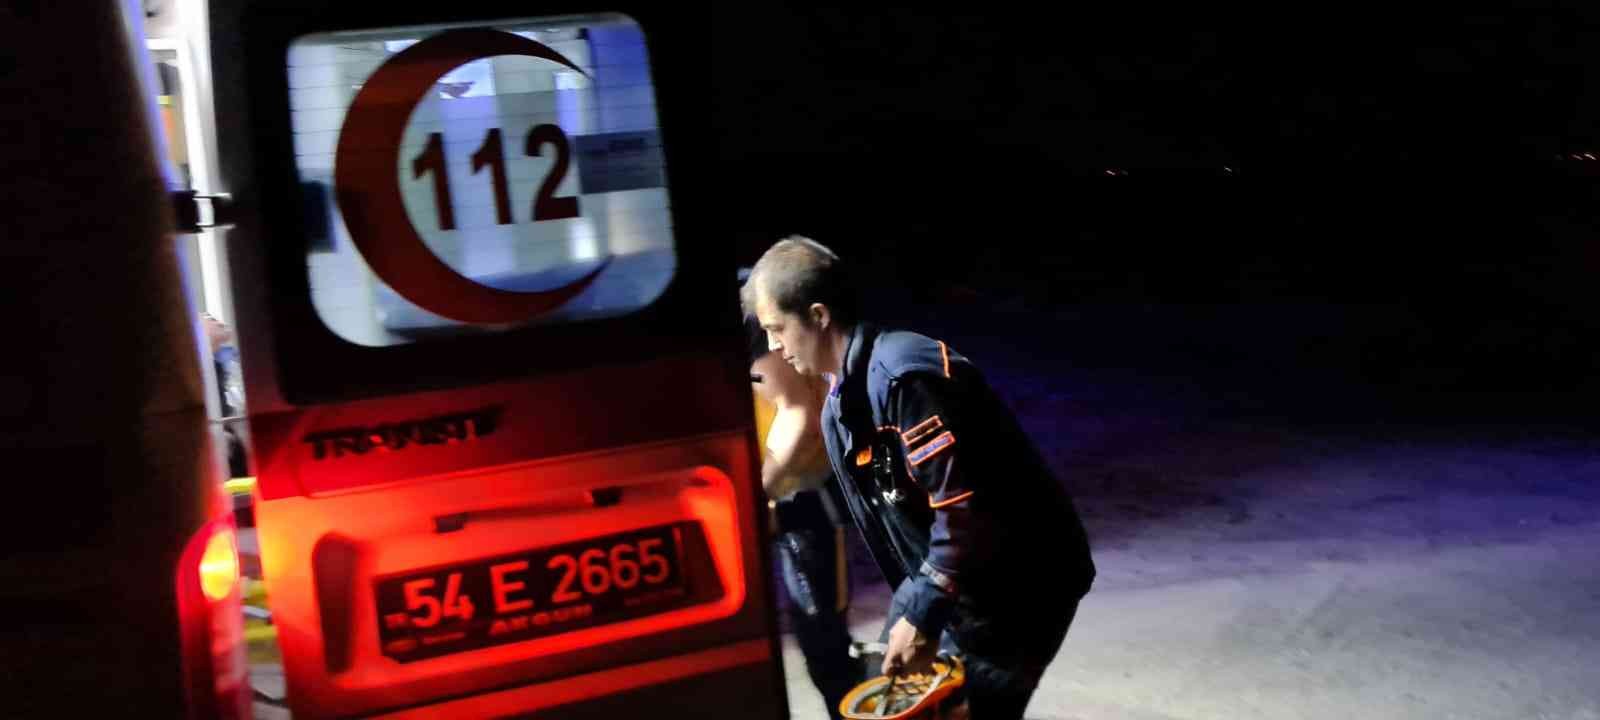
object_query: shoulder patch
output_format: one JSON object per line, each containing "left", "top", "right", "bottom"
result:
{"left": 907, "top": 431, "right": 955, "bottom": 467}
{"left": 900, "top": 415, "right": 944, "bottom": 448}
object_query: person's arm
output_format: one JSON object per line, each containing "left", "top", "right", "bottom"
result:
{"left": 750, "top": 353, "right": 828, "bottom": 500}
{"left": 882, "top": 372, "right": 993, "bottom": 673}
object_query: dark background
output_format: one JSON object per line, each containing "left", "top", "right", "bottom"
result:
{"left": 711, "top": 3, "right": 1600, "bottom": 415}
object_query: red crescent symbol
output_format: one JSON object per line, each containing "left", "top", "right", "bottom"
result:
{"left": 334, "top": 28, "right": 612, "bottom": 325}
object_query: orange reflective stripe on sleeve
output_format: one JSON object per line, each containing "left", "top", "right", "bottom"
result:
{"left": 929, "top": 490, "right": 974, "bottom": 509}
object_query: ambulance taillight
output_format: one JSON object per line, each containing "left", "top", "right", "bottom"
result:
{"left": 177, "top": 517, "right": 250, "bottom": 720}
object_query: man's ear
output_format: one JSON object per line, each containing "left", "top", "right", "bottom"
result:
{"left": 808, "top": 303, "right": 831, "bottom": 331}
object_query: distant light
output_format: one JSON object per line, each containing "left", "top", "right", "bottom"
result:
{"left": 1585, "top": 153, "right": 1596, "bottom": 160}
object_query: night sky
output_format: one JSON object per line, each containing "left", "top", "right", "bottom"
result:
{"left": 711, "top": 3, "right": 1600, "bottom": 410}
{"left": 715, "top": 5, "right": 1600, "bottom": 171}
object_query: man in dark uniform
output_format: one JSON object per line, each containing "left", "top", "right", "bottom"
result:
{"left": 742, "top": 237, "right": 1095, "bottom": 720}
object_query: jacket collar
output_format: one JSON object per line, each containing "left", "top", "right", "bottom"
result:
{"left": 831, "top": 323, "right": 878, "bottom": 399}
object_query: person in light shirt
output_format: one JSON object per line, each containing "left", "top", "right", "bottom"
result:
{"left": 750, "top": 324, "right": 864, "bottom": 720}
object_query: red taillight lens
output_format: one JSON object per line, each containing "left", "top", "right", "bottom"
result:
{"left": 178, "top": 516, "right": 249, "bottom": 720}
{"left": 200, "top": 528, "right": 240, "bottom": 603}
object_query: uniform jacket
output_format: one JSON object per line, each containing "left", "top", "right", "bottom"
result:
{"left": 820, "top": 324, "right": 1095, "bottom": 648}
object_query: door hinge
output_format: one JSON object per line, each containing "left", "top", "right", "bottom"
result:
{"left": 170, "top": 190, "right": 235, "bottom": 232}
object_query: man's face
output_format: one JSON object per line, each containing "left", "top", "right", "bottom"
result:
{"left": 753, "top": 284, "right": 826, "bottom": 377}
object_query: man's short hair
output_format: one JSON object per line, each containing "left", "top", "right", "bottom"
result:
{"left": 740, "top": 235, "right": 859, "bottom": 328}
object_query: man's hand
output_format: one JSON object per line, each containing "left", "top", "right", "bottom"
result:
{"left": 882, "top": 616, "right": 937, "bottom": 676}
{"left": 761, "top": 447, "right": 805, "bottom": 499}
{"left": 751, "top": 351, "right": 829, "bottom": 500}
